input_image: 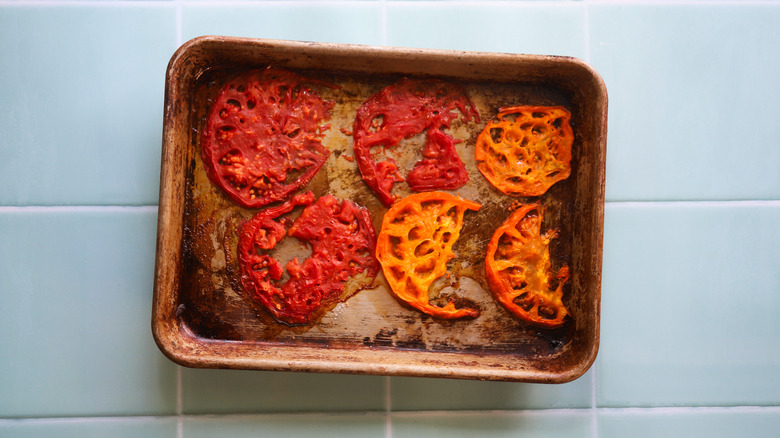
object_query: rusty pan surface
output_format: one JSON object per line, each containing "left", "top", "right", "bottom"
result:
{"left": 153, "top": 36, "right": 607, "bottom": 382}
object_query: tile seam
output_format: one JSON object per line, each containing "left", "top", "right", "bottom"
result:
{"left": 176, "top": 0, "right": 183, "bottom": 47}
{"left": 385, "top": 376, "right": 392, "bottom": 438}
{"left": 380, "top": 0, "right": 388, "bottom": 46}
{"left": 0, "top": 1, "right": 174, "bottom": 6}
{"left": 584, "top": 0, "right": 780, "bottom": 5}
{"left": 4, "top": 406, "right": 780, "bottom": 423}
{"left": 597, "top": 405, "right": 780, "bottom": 414}
{"left": 0, "top": 206, "right": 159, "bottom": 213}
{"left": 583, "top": 0, "right": 591, "bottom": 63}
{"left": 591, "top": 363, "right": 598, "bottom": 436}
{"left": 0, "top": 0, "right": 387, "bottom": 5}
{"left": 0, "top": 416, "right": 178, "bottom": 424}
{"left": 586, "top": 5, "right": 596, "bottom": 435}
{"left": 3, "top": 200, "right": 780, "bottom": 212}
{"left": 176, "top": 366, "right": 183, "bottom": 438}
{"left": 605, "top": 200, "right": 780, "bottom": 208}
{"left": 1, "top": 1, "right": 778, "bottom": 7}
{"left": 390, "top": 408, "right": 594, "bottom": 418}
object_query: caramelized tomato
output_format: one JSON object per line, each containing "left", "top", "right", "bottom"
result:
{"left": 485, "top": 203, "right": 569, "bottom": 328}
{"left": 376, "top": 192, "right": 481, "bottom": 319}
{"left": 238, "top": 192, "right": 379, "bottom": 325}
{"left": 201, "top": 67, "right": 335, "bottom": 208}
{"left": 475, "top": 106, "right": 573, "bottom": 197}
{"left": 353, "top": 78, "right": 480, "bottom": 206}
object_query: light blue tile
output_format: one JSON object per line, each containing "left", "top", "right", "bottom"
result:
{"left": 181, "top": 369, "right": 385, "bottom": 414}
{"left": 391, "top": 411, "right": 593, "bottom": 438}
{"left": 182, "top": 414, "right": 385, "bottom": 438}
{"left": 589, "top": 4, "right": 780, "bottom": 201}
{"left": 599, "top": 409, "right": 780, "bottom": 438}
{"left": 385, "top": 3, "right": 586, "bottom": 56}
{"left": 181, "top": 4, "right": 383, "bottom": 45}
{"left": 0, "top": 208, "right": 177, "bottom": 417}
{"left": 0, "top": 418, "right": 176, "bottom": 438}
{"left": 598, "top": 202, "right": 780, "bottom": 407}
{"left": 391, "top": 369, "right": 593, "bottom": 411}
{"left": 0, "top": 5, "right": 177, "bottom": 206}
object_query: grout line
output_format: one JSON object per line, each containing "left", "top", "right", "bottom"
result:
{"left": 1, "top": 0, "right": 779, "bottom": 6}
{"left": 0, "top": 1, "right": 174, "bottom": 6}
{"left": 3, "top": 405, "right": 780, "bottom": 424}
{"left": 583, "top": 0, "right": 591, "bottom": 63}
{"left": 0, "top": 205, "right": 158, "bottom": 213}
{"left": 583, "top": 0, "right": 780, "bottom": 5}
{"left": 390, "top": 408, "right": 596, "bottom": 419}
{"left": 380, "top": 0, "right": 388, "bottom": 46}
{"left": 363, "top": 405, "right": 780, "bottom": 418}
{"left": 0, "top": 416, "right": 177, "bottom": 425}
{"left": 385, "top": 376, "right": 392, "bottom": 438}
{"left": 605, "top": 200, "right": 780, "bottom": 208}
{"left": 591, "top": 362, "right": 598, "bottom": 437}
{"left": 176, "top": 366, "right": 183, "bottom": 438}
{"left": 176, "top": 1, "right": 183, "bottom": 47}
{"left": 2, "top": 200, "right": 778, "bottom": 213}
{"left": 597, "top": 405, "right": 780, "bottom": 414}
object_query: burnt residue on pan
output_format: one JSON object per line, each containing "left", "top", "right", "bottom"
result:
{"left": 176, "top": 65, "right": 579, "bottom": 358}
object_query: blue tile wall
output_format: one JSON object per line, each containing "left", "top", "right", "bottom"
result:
{"left": 1, "top": 1, "right": 779, "bottom": 438}
{"left": 391, "top": 411, "right": 594, "bottom": 438}
{"left": 599, "top": 202, "right": 780, "bottom": 407}
{"left": 180, "top": 369, "right": 386, "bottom": 414}
{"left": 180, "top": 3, "right": 384, "bottom": 45}
{"left": 182, "top": 414, "right": 386, "bottom": 438}
{"left": 390, "top": 371, "right": 594, "bottom": 411}
{"left": 385, "top": 3, "right": 587, "bottom": 56}
{"left": 598, "top": 409, "right": 780, "bottom": 438}
{"left": 0, "top": 5, "right": 177, "bottom": 206}
{"left": 0, "top": 209, "right": 177, "bottom": 418}
{"left": 589, "top": 3, "right": 780, "bottom": 202}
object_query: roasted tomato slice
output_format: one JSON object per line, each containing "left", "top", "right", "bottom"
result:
{"left": 376, "top": 192, "right": 481, "bottom": 319}
{"left": 238, "top": 191, "right": 379, "bottom": 325}
{"left": 353, "top": 78, "right": 480, "bottom": 206}
{"left": 201, "top": 67, "right": 335, "bottom": 208}
{"left": 485, "top": 203, "right": 569, "bottom": 328}
{"left": 475, "top": 106, "right": 573, "bottom": 197}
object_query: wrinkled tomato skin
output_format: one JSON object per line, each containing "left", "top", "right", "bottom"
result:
{"left": 353, "top": 78, "right": 479, "bottom": 206}
{"left": 238, "top": 192, "right": 379, "bottom": 325}
{"left": 201, "top": 67, "right": 335, "bottom": 208}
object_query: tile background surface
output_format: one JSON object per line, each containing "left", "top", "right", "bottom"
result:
{"left": 1, "top": 1, "right": 778, "bottom": 437}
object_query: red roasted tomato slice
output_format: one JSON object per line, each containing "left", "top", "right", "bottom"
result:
{"left": 352, "top": 78, "right": 480, "bottom": 207}
{"left": 238, "top": 191, "right": 380, "bottom": 325}
{"left": 201, "top": 67, "right": 335, "bottom": 208}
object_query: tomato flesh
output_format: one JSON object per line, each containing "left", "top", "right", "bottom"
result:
{"left": 238, "top": 192, "right": 379, "bottom": 325}
{"left": 475, "top": 106, "right": 573, "bottom": 197}
{"left": 485, "top": 203, "right": 569, "bottom": 328}
{"left": 376, "top": 191, "right": 481, "bottom": 319}
{"left": 201, "top": 67, "right": 334, "bottom": 208}
{"left": 353, "top": 78, "right": 479, "bottom": 206}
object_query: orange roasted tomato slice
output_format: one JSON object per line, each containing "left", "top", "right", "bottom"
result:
{"left": 238, "top": 191, "right": 379, "bottom": 325}
{"left": 376, "top": 192, "right": 481, "bottom": 319}
{"left": 485, "top": 203, "right": 570, "bottom": 328}
{"left": 201, "top": 67, "right": 335, "bottom": 208}
{"left": 475, "top": 106, "right": 573, "bottom": 197}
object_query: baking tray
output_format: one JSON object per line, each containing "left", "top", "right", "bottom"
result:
{"left": 152, "top": 36, "right": 607, "bottom": 382}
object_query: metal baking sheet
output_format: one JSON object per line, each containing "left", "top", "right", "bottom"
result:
{"left": 152, "top": 36, "right": 607, "bottom": 382}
